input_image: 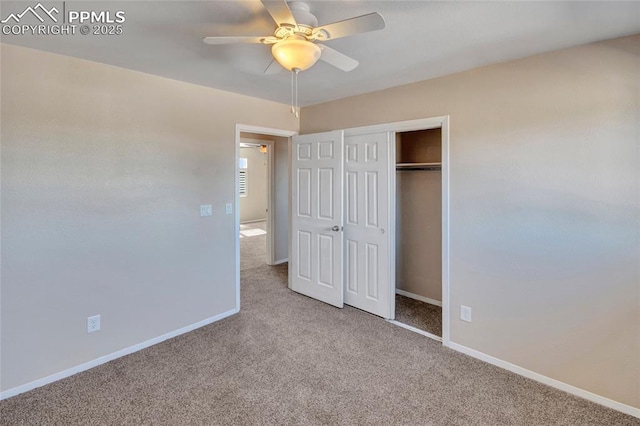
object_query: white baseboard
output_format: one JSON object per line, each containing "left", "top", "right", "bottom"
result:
{"left": 396, "top": 289, "right": 442, "bottom": 307}
{"left": 240, "top": 219, "right": 267, "bottom": 224}
{"left": 271, "top": 258, "right": 288, "bottom": 265}
{"left": 447, "top": 341, "right": 640, "bottom": 419}
{"left": 387, "top": 319, "right": 442, "bottom": 342}
{"left": 0, "top": 308, "right": 239, "bottom": 401}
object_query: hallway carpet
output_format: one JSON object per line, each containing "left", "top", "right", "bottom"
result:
{"left": 1, "top": 264, "right": 637, "bottom": 425}
{"left": 240, "top": 221, "right": 267, "bottom": 271}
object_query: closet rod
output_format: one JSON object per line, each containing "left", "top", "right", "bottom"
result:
{"left": 396, "top": 167, "right": 441, "bottom": 171}
{"left": 396, "top": 162, "right": 442, "bottom": 171}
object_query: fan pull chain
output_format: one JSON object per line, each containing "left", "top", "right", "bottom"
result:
{"left": 294, "top": 68, "right": 300, "bottom": 118}
{"left": 289, "top": 68, "right": 301, "bottom": 118}
{"left": 290, "top": 69, "right": 295, "bottom": 114}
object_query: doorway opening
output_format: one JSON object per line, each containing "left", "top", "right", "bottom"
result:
{"left": 391, "top": 127, "right": 443, "bottom": 342}
{"left": 234, "top": 125, "right": 297, "bottom": 310}
{"left": 238, "top": 139, "right": 271, "bottom": 271}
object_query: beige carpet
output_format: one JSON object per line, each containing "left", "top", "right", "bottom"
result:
{"left": 395, "top": 294, "right": 443, "bottom": 337}
{"left": 240, "top": 221, "right": 267, "bottom": 271}
{"left": 1, "top": 264, "right": 638, "bottom": 425}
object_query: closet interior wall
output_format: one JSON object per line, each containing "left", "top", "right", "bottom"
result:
{"left": 395, "top": 129, "right": 442, "bottom": 303}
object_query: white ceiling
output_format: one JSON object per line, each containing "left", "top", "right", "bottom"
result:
{"left": 2, "top": 1, "right": 639, "bottom": 106}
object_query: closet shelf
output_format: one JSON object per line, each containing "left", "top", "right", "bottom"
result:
{"left": 396, "top": 162, "right": 442, "bottom": 171}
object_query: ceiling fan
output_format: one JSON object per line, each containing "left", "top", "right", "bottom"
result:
{"left": 202, "top": 0, "right": 385, "bottom": 74}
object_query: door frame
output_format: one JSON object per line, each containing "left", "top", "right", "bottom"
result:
{"left": 342, "top": 116, "right": 451, "bottom": 346}
{"left": 235, "top": 124, "right": 297, "bottom": 311}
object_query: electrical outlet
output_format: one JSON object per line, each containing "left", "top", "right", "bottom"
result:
{"left": 460, "top": 305, "right": 472, "bottom": 322}
{"left": 225, "top": 203, "right": 233, "bottom": 215}
{"left": 200, "top": 204, "right": 212, "bottom": 217}
{"left": 87, "top": 315, "right": 101, "bottom": 333}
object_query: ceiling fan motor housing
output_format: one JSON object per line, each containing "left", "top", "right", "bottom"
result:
{"left": 274, "top": 2, "right": 319, "bottom": 39}
{"left": 288, "top": 2, "right": 318, "bottom": 28}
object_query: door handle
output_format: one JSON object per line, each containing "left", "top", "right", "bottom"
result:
{"left": 331, "top": 225, "right": 341, "bottom": 232}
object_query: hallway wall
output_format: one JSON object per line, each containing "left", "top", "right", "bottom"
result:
{"left": 239, "top": 146, "right": 267, "bottom": 223}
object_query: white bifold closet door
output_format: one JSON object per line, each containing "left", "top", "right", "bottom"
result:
{"left": 290, "top": 130, "right": 344, "bottom": 308}
{"left": 343, "top": 132, "right": 391, "bottom": 318}
{"left": 290, "top": 130, "right": 391, "bottom": 319}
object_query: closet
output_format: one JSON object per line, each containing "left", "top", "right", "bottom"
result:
{"left": 288, "top": 117, "right": 449, "bottom": 340}
{"left": 394, "top": 128, "right": 443, "bottom": 338}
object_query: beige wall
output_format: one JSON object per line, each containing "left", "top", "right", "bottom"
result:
{"left": 0, "top": 44, "right": 297, "bottom": 392}
{"left": 302, "top": 35, "right": 640, "bottom": 408}
{"left": 239, "top": 146, "right": 268, "bottom": 223}
{"left": 396, "top": 171, "right": 442, "bottom": 301}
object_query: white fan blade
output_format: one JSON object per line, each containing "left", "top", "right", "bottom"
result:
{"left": 203, "top": 36, "right": 267, "bottom": 45}
{"left": 264, "top": 59, "right": 283, "bottom": 74}
{"left": 319, "top": 45, "right": 359, "bottom": 72}
{"left": 261, "top": 0, "right": 297, "bottom": 27}
{"left": 314, "top": 12, "right": 385, "bottom": 41}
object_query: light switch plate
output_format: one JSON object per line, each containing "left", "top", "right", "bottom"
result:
{"left": 200, "top": 204, "right": 212, "bottom": 217}
{"left": 460, "top": 305, "right": 472, "bottom": 322}
{"left": 225, "top": 203, "right": 232, "bottom": 214}
{"left": 87, "top": 315, "right": 101, "bottom": 333}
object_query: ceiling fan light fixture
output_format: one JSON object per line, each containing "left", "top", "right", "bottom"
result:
{"left": 271, "top": 38, "right": 321, "bottom": 71}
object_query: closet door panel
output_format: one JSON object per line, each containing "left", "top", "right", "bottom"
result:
{"left": 346, "top": 239, "right": 359, "bottom": 294}
{"left": 343, "top": 132, "right": 391, "bottom": 318}
{"left": 346, "top": 172, "right": 358, "bottom": 225}
{"left": 365, "top": 171, "right": 379, "bottom": 228}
